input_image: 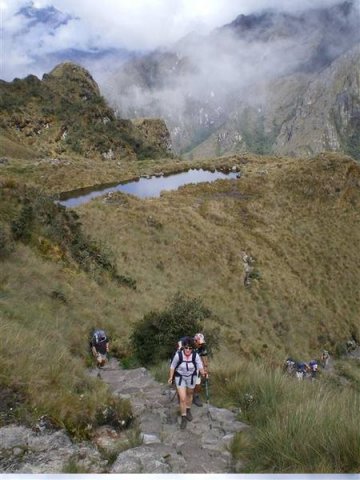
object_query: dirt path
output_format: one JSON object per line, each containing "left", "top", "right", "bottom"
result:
{"left": 89, "top": 358, "right": 247, "bottom": 473}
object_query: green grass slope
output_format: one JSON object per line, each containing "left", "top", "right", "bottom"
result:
{"left": 0, "top": 151, "right": 359, "bottom": 472}
{"left": 78, "top": 152, "right": 360, "bottom": 361}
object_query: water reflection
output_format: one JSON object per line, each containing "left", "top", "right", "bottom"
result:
{"left": 58, "top": 168, "right": 239, "bottom": 207}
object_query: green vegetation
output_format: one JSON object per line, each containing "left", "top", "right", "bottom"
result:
{"left": 130, "top": 293, "right": 218, "bottom": 365}
{"left": 1, "top": 148, "right": 360, "bottom": 472}
{"left": 240, "top": 109, "right": 276, "bottom": 155}
{"left": 0, "top": 63, "right": 170, "bottom": 163}
{"left": 0, "top": 181, "right": 136, "bottom": 438}
{"left": 209, "top": 360, "right": 360, "bottom": 472}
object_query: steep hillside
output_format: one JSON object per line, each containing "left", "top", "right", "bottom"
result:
{"left": 0, "top": 62, "right": 171, "bottom": 163}
{"left": 190, "top": 45, "right": 360, "bottom": 160}
{"left": 77, "top": 152, "right": 360, "bottom": 361}
{"left": 102, "top": 1, "right": 360, "bottom": 159}
{"left": 274, "top": 45, "right": 360, "bottom": 159}
{"left": 1, "top": 150, "right": 359, "bottom": 470}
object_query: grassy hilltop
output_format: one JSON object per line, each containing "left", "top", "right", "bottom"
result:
{"left": 0, "top": 62, "right": 360, "bottom": 472}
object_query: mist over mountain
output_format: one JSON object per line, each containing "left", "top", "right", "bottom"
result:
{"left": 100, "top": 1, "right": 360, "bottom": 159}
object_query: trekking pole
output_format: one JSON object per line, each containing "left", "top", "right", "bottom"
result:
{"left": 204, "top": 377, "right": 213, "bottom": 428}
{"left": 169, "top": 386, "right": 178, "bottom": 403}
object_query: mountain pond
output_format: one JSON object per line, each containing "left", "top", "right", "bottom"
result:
{"left": 57, "top": 168, "right": 240, "bottom": 207}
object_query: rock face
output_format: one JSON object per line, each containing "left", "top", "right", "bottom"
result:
{"left": 0, "top": 62, "right": 172, "bottom": 161}
{"left": 273, "top": 45, "right": 360, "bottom": 159}
{"left": 0, "top": 425, "right": 106, "bottom": 473}
{"left": 0, "top": 359, "right": 247, "bottom": 473}
{"left": 131, "top": 118, "right": 172, "bottom": 154}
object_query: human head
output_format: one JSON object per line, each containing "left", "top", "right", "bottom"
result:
{"left": 182, "top": 336, "right": 194, "bottom": 351}
{"left": 309, "top": 360, "right": 318, "bottom": 371}
{"left": 194, "top": 333, "right": 205, "bottom": 345}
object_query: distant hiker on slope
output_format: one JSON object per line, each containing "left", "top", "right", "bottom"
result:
{"left": 320, "top": 350, "right": 330, "bottom": 369}
{"left": 90, "top": 329, "right": 109, "bottom": 368}
{"left": 168, "top": 336, "right": 207, "bottom": 430}
{"left": 193, "top": 332, "right": 209, "bottom": 407}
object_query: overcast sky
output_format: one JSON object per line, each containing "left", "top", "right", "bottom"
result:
{"left": 0, "top": 0, "right": 352, "bottom": 81}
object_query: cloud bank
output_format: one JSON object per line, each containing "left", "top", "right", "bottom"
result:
{"left": 1, "top": 0, "right": 354, "bottom": 81}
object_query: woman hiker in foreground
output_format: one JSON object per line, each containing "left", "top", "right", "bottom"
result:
{"left": 168, "top": 336, "right": 207, "bottom": 429}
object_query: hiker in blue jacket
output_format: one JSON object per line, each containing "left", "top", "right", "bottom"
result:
{"left": 90, "top": 329, "right": 109, "bottom": 368}
{"left": 168, "top": 336, "right": 207, "bottom": 429}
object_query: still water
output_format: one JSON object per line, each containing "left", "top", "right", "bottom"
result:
{"left": 58, "top": 168, "right": 239, "bottom": 207}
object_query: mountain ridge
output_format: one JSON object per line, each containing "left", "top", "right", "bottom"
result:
{"left": 101, "top": 1, "right": 360, "bottom": 160}
{"left": 0, "top": 62, "right": 172, "bottom": 163}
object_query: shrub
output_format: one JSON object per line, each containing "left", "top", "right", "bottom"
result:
{"left": 130, "top": 292, "right": 218, "bottom": 365}
{"left": 11, "top": 203, "right": 33, "bottom": 241}
{"left": 0, "top": 225, "right": 13, "bottom": 258}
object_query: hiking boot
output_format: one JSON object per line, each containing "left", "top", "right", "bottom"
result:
{"left": 180, "top": 416, "right": 187, "bottom": 430}
{"left": 186, "top": 408, "right": 193, "bottom": 421}
{"left": 193, "top": 394, "right": 203, "bottom": 407}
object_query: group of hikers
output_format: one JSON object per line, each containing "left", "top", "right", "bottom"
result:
{"left": 283, "top": 350, "right": 330, "bottom": 380}
{"left": 90, "top": 329, "right": 209, "bottom": 430}
{"left": 90, "top": 328, "right": 346, "bottom": 428}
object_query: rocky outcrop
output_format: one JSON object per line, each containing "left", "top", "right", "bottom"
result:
{"left": 0, "top": 425, "right": 106, "bottom": 473}
{"left": 0, "top": 62, "right": 172, "bottom": 161}
{"left": 131, "top": 118, "right": 172, "bottom": 154}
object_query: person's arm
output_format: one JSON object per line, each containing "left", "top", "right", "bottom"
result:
{"left": 201, "top": 354, "right": 209, "bottom": 373}
{"left": 168, "top": 352, "right": 179, "bottom": 384}
{"left": 200, "top": 345, "right": 209, "bottom": 374}
{"left": 196, "top": 354, "right": 206, "bottom": 377}
{"left": 168, "top": 367, "right": 175, "bottom": 384}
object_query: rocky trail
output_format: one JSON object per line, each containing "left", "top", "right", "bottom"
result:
{"left": 0, "top": 358, "right": 247, "bottom": 473}
{"left": 89, "top": 358, "right": 247, "bottom": 473}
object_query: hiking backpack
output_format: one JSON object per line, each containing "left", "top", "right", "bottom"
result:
{"left": 173, "top": 349, "right": 198, "bottom": 385}
{"left": 91, "top": 329, "right": 107, "bottom": 346}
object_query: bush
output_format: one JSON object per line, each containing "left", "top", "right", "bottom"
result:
{"left": 0, "top": 225, "right": 13, "bottom": 258}
{"left": 130, "top": 293, "right": 218, "bottom": 365}
{"left": 11, "top": 203, "right": 33, "bottom": 241}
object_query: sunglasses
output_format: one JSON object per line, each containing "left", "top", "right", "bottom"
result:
{"left": 184, "top": 346, "right": 193, "bottom": 350}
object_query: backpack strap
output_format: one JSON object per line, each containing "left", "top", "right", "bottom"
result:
{"left": 191, "top": 351, "right": 197, "bottom": 383}
{"left": 174, "top": 350, "right": 198, "bottom": 386}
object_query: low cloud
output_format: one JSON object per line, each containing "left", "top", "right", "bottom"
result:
{"left": 98, "top": 0, "right": 359, "bottom": 153}
{"left": 1, "top": 0, "right": 355, "bottom": 80}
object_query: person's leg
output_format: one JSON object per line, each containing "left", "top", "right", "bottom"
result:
{"left": 185, "top": 381, "right": 195, "bottom": 421}
{"left": 176, "top": 382, "right": 188, "bottom": 429}
{"left": 193, "top": 374, "right": 203, "bottom": 406}
{"left": 177, "top": 386, "right": 187, "bottom": 416}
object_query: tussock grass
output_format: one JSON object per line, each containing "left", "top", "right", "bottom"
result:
{"left": 209, "top": 359, "right": 360, "bottom": 473}
{"left": 1, "top": 151, "right": 360, "bottom": 470}
{"left": 0, "top": 245, "right": 133, "bottom": 437}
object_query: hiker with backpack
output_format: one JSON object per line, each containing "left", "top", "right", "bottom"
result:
{"left": 90, "top": 329, "right": 109, "bottom": 368}
{"left": 193, "top": 332, "right": 209, "bottom": 407}
{"left": 168, "top": 336, "right": 207, "bottom": 430}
